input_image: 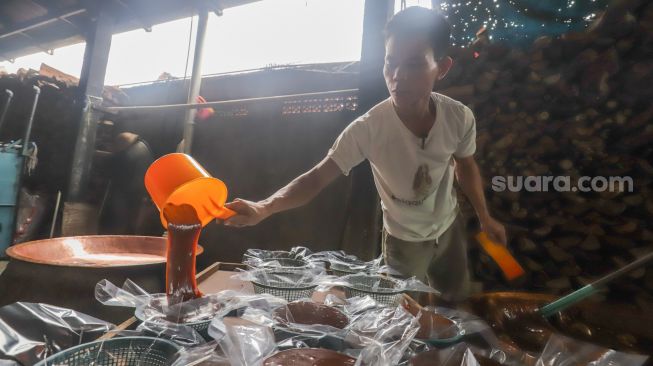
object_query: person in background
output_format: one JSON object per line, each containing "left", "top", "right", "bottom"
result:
{"left": 99, "top": 132, "right": 155, "bottom": 235}
{"left": 221, "top": 7, "right": 506, "bottom": 302}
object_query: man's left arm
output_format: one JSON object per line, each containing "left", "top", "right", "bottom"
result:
{"left": 454, "top": 155, "right": 507, "bottom": 245}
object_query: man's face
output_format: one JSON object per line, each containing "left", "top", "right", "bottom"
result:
{"left": 383, "top": 35, "right": 443, "bottom": 109}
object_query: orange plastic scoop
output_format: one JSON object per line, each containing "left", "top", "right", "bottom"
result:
{"left": 144, "top": 153, "right": 236, "bottom": 228}
{"left": 475, "top": 231, "right": 525, "bottom": 281}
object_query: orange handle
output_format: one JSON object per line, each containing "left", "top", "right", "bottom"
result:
{"left": 475, "top": 231, "right": 525, "bottom": 281}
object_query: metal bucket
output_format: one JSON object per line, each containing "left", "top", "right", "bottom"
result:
{"left": 0, "top": 235, "right": 203, "bottom": 324}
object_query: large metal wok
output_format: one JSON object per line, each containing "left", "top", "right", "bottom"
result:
{"left": 0, "top": 235, "right": 203, "bottom": 323}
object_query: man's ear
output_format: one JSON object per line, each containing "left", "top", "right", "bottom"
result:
{"left": 436, "top": 56, "right": 453, "bottom": 80}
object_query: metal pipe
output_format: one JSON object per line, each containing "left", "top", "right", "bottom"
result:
{"left": 22, "top": 86, "right": 40, "bottom": 156}
{"left": 68, "top": 96, "right": 102, "bottom": 202}
{"left": 182, "top": 10, "right": 210, "bottom": 154}
{"left": 95, "top": 88, "right": 359, "bottom": 114}
{"left": 0, "top": 89, "right": 14, "bottom": 133}
{"left": 49, "top": 190, "right": 62, "bottom": 238}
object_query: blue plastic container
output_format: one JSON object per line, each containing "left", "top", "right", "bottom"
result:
{"left": 0, "top": 146, "right": 23, "bottom": 256}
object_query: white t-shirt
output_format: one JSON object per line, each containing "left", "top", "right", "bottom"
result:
{"left": 328, "top": 92, "right": 476, "bottom": 242}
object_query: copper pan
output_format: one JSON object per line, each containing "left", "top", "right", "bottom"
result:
{"left": 6, "top": 235, "right": 203, "bottom": 267}
{"left": 0, "top": 235, "right": 204, "bottom": 323}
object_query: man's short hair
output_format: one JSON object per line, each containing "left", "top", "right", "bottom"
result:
{"left": 385, "top": 6, "right": 452, "bottom": 59}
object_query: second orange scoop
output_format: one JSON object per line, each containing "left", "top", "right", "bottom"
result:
{"left": 475, "top": 231, "right": 525, "bottom": 281}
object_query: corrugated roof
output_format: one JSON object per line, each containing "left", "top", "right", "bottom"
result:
{"left": 0, "top": 0, "right": 260, "bottom": 62}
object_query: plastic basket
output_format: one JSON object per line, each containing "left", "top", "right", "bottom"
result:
{"left": 343, "top": 275, "right": 404, "bottom": 306}
{"left": 250, "top": 271, "right": 317, "bottom": 302}
{"left": 35, "top": 336, "right": 180, "bottom": 366}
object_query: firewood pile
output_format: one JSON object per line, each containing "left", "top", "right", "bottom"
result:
{"left": 441, "top": 0, "right": 653, "bottom": 309}
{"left": 0, "top": 72, "right": 80, "bottom": 196}
{"left": 0, "top": 65, "right": 125, "bottom": 201}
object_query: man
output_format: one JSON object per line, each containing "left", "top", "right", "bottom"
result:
{"left": 223, "top": 7, "right": 506, "bottom": 301}
{"left": 99, "top": 132, "right": 155, "bottom": 235}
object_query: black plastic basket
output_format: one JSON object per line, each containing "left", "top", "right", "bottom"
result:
{"left": 343, "top": 275, "right": 404, "bottom": 306}
{"left": 250, "top": 271, "right": 317, "bottom": 302}
{"left": 34, "top": 336, "right": 180, "bottom": 366}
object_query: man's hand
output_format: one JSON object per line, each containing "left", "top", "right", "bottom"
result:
{"left": 219, "top": 158, "right": 342, "bottom": 229}
{"left": 221, "top": 198, "right": 270, "bottom": 227}
{"left": 480, "top": 215, "right": 507, "bottom": 246}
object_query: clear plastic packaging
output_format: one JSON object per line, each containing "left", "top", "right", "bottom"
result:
{"left": 96, "top": 279, "right": 219, "bottom": 342}
{"left": 243, "top": 247, "right": 331, "bottom": 272}
{"left": 208, "top": 316, "right": 277, "bottom": 366}
{"left": 346, "top": 305, "right": 421, "bottom": 366}
{"left": 170, "top": 341, "right": 231, "bottom": 366}
{"left": 96, "top": 279, "right": 287, "bottom": 344}
{"left": 535, "top": 334, "right": 648, "bottom": 366}
{"left": 243, "top": 246, "right": 312, "bottom": 263}
{"left": 398, "top": 302, "right": 536, "bottom": 366}
{"left": 0, "top": 302, "right": 114, "bottom": 365}
{"left": 317, "top": 273, "right": 438, "bottom": 306}
{"left": 320, "top": 274, "right": 438, "bottom": 294}
{"left": 408, "top": 344, "right": 497, "bottom": 366}
{"left": 234, "top": 268, "right": 325, "bottom": 301}
{"left": 95, "top": 278, "right": 150, "bottom": 308}
{"left": 313, "top": 251, "right": 382, "bottom": 276}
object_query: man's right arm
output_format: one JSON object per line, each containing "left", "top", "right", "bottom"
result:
{"left": 223, "top": 157, "right": 342, "bottom": 227}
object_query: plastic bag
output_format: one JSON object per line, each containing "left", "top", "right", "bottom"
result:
{"left": 96, "top": 279, "right": 232, "bottom": 323}
{"left": 243, "top": 247, "right": 331, "bottom": 273}
{"left": 317, "top": 273, "right": 439, "bottom": 296}
{"left": 315, "top": 251, "right": 382, "bottom": 275}
{"left": 210, "top": 290, "right": 288, "bottom": 317}
{"left": 133, "top": 316, "right": 206, "bottom": 347}
{"left": 408, "top": 343, "right": 491, "bottom": 366}
{"left": 234, "top": 267, "right": 326, "bottom": 289}
{"left": 96, "top": 279, "right": 289, "bottom": 345}
{"left": 535, "top": 334, "right": 648, "bottom": 366}
{"left": 347, "top": 305, "right": 421, "bottom": 366}
{"left": 406, "top": 306, "right": 493, "bottom": 342}
{"left": 398, "top": 304, "right": 534, "bottom": 366}
{"left": 170, "top": 341, "right": 231, "bottom": 366}
{"left": 0, "top": 302, "right": 114, "bottom": 365}
{"left": 95, "top": 279, "right": 225, "bottom": 345}
{"left": 339, "top": 295, "right": 382, "bottom": 316}
{"left": 95, "top": 278, "right": 150, "bottom": 308}
{"left": 208, "top": 316, "right": 277, "bottom": 366}
{"left": 243, "top": 246, "right": 313, "bottom": 263}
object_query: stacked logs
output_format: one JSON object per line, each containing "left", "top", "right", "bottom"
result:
{"left": 0, "top": 72, "right": 80, "bottom": 197}
{"left": 442, "top": 0, "right": 653, "bottom": 310}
